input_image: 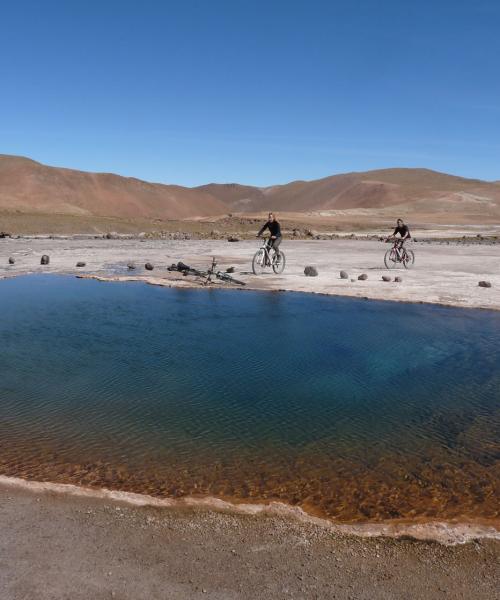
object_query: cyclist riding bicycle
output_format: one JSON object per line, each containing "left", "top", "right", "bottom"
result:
{"left": 257, "top": 212, "right": 282, "bottom": 262}
{"left": 387, "top": 218, "right": 411, "bottom": 245}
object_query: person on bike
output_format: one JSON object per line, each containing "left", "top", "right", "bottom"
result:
{"left": 386, "top": 218, "right": 411, "bottom": 259}
{"left": 257, "top": 212, "right": 282, "bottom": 261}
{"left": 388, "top": 219, "right": 411, "bottom": 245}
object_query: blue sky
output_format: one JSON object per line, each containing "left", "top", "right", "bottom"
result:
{"left": 1, "top": 1, "right": 499, "bottom": 186}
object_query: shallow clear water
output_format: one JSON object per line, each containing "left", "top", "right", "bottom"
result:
{"left": 1, "top": 275, "right": 499, "bottom": 522}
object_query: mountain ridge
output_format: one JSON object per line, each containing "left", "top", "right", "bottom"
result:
{"left": 1, "top": 154, "right": 499, "bottom": 221}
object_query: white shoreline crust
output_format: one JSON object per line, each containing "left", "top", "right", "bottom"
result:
{"left": 1, "top": 238, "right": 499, "bottom": 311}
{"left": 1, "top": 475, "right": 498, "bottom": 546}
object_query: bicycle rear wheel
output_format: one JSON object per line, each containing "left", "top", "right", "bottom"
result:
{"left": 384, "top": 249, "right": 399, "bottom": 269}
{"left": 402, "top": 249, "right": 415, "bottom": 269}
{"left": 216, "top": 271, "right": 246, "bottom": 285}
{"left": 272, "top": 251, "right": 286, "bottom": 274}
{"left": 252, "top": 249, "right": 266, "bottom": 275}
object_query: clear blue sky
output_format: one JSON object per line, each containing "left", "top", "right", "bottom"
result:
{"left": 1, "top": 1, "right": 499, "bottom": 186}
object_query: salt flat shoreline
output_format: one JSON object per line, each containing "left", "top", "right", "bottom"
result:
{"left": 1, "top": 237, "right": 499, "bottom": 310}
{"left": 2, "top": 475, "right": 499, "bottom": 545}
{"left": 1, "top": 478, "right": 499, "bottom": 600}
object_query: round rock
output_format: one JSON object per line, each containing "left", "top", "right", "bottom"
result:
{"left": 358, "top": 274, "right": 368, "bottom": 281}
{"left": 304, "top": 266, "right": 318, "bottom": 277}
{"left": 340, "top": 270, "right": 349, "bottom": 279}
{"left": 145, "top": 263, "right": 154, "bottom": 271}
{"left": 382, "top": 275, "right": 391, "bottom": 282}
{"left": 8, "top": 257, "right": 15, "bottom": 265}
{"left": 40, "top": 255, "right": 50, "bottom": 265}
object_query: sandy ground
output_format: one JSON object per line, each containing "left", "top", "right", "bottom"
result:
{"left": 1, "top": 237, "right": 498, "bottom": 310}
{"left": 1, "top": 481, "right": 499, "bottom": 600}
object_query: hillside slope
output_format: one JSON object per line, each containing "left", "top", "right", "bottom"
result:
{"left": 0, "top": 155, "right": 226, "bottom": 219}
{"left": 1, "top": 155, "right": 499, "bottom": 223}
{"left": 198, "top": 169, "right": 500, "bottom": 216}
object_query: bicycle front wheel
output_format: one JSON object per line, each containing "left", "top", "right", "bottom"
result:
{"left": 252, "top": 249, "right": 266, "bottom": 275}
{"left": 402, "top": 249, "right": 415, "bottom": 269}
{"left": 384, "top": 249, "right": 399, "bottom": 269}
{"left": 272, "top": 251, "right": 286, "bottom": 274}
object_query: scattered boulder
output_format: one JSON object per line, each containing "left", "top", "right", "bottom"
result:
{"left": 304, "top": 266, "right": 318, "bottom": 277}
{"left": 340, "top": 270, "right": 349, "bottom": 279}
{"left": 382, "top": 275, "right": 391, "bottom": 282}
{"left": 105, "top": 232, "right": 119, "bottom": 240}
{"left": 127, "top": 263, "right": 136, "bottom": 270}
{"left": 8, "top": 257, "right": 15, "bottom": 265}
{"left": 145, "top": 262, "right": 154, "bottom": 271}
{"left": 358, "top": 274, "right": 368, "bottom": 281}
{"left": 40, "top": 255, "right": 50, "bottom": 265}
{"left": 394, "top": 276, "right": 403, "bottom": 283}
{"left": 226, "top": 266, "right": 235, "bottom": 273}
{"left": 227, "top": 236, "right": 240, "bottom": 242}
{"left": 76, "top": 261, "right": 86, "bottom": 268}
{"left": 478, "top": 280, "right": 492, "bottom": 288}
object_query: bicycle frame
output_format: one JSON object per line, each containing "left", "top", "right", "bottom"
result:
{"left": 390, "top": 239, "right": 405, "bottom": 261}
{"left": 258, "top": 239, "right": 274, "bottom": 265}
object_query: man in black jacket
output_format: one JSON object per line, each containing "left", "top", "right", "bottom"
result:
{"left": 257, "top": 212, "right": 282, "bottom": 260}
{"left": 390, "top": 218, "right": 411, "bottom": 242}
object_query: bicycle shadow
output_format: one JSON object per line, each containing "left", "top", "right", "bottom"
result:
{"left": 240, "top": 270, "right": 275, "bottom": 275}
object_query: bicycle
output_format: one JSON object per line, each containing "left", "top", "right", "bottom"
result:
{"left": 169, "top": 258, "right": 246, "bottom": 285}
{"left": 384, "top": 239, "right": 415, "bottom": 269}
{"left": 252, "top": 237, "right": 286, "bottom": 275}
{"left": 205, "top": 257, "right": 246, "bottom": 285}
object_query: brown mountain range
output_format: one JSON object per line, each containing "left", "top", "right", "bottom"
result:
{"left": 0, "top": 155, "right": 226, "bottom": 220}
{"left": 1, "top": 155, "right": 499, "bottom": 224}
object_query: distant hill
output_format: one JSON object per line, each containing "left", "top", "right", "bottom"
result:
{"left": 197, "top": 168, "right": 500, "bottom": 215}
{"left": 0, "top": 155, "right": 226, "bottom": 220}
{"left": 1, "top": 155, "right": 499, "bottom": 222}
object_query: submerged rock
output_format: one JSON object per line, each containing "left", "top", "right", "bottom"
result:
{"left": 304, "top": 266, "right": 318, "bottom": 277}
{"left": 40, "top": 255, "right": 50, "bottom": 265}
{"left": 340, "top": 270, "right": 349, "bottom": 279}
